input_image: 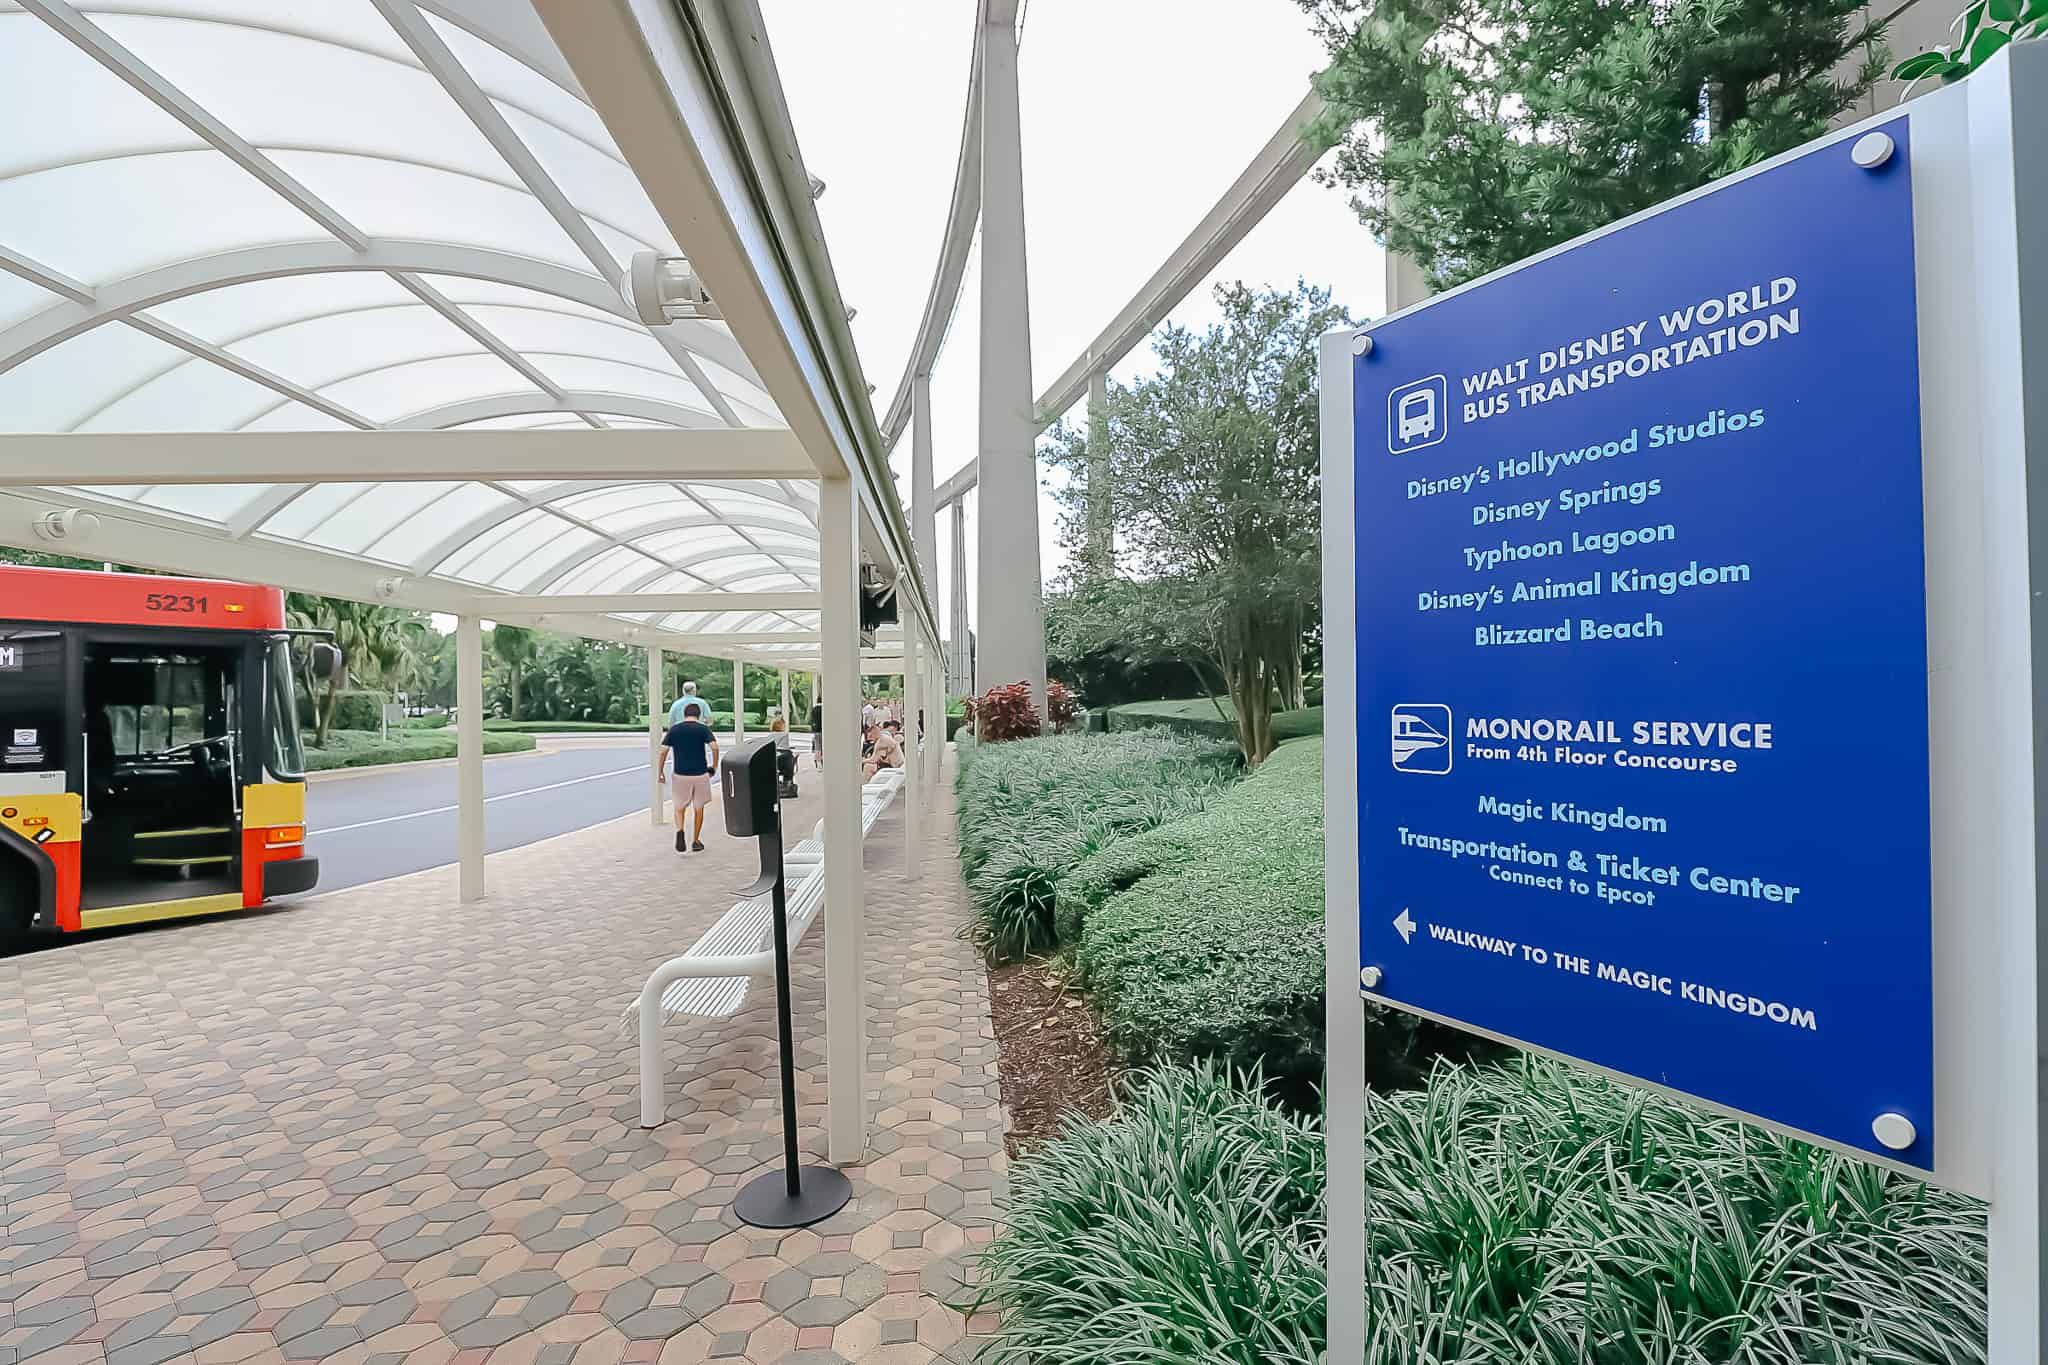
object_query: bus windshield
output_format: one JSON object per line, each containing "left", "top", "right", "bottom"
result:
{"left": 266, "top": 639, "right": 305, "bottom": 780}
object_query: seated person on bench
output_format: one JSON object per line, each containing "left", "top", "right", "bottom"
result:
{"left": 769, "top": 709, "right": 798, "bottom": 793}
{"left": 861, "top": 721, "right": 903, "bottom": 782}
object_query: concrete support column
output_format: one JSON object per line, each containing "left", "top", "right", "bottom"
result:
{"left": 779, "top": 668, "right": 792, "bottom": 729}
{"left": 1386, "top": 245, "right": 1431, "bottom": 314}
{"left": 1085, "top": 370, "right": 1113, "bottom": 577}
{"left": 457, "top": 615, "right": 485, "bottom": 902}
{"left": 648, "top": 646, "right": 665, "bottom": 826}
{"left": 904, "top": 626, "right": 923, "bottom": 881}
{"left": 819, "top": 475, "right": 868, "bottom": 1163}
{"left": 948, "top": 500, "right": 970, "bottom": 696}
{"left": 977, "top": 8, "right": 1046, "bottom": 722}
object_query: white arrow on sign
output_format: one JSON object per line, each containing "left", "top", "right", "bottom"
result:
{"left": 1394, "top": 908, "right": 1416, "bottom": 944}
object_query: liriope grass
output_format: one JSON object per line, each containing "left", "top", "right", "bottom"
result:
{"left": 953, "top": 730, "right": 1239, "bottom": 960}
{"left": 1363, "top": 1057, "right": 1987, "bottom": 1364}
{"left": 971, "top": 1060, "right": 1987, "bottom": 1365}
{"left": 969, "top": 1060, "right": 1326, "bottom": 1365}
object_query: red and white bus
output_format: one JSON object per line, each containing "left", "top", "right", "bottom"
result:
{"left": 0, "top": 565, "right": 319, "bottom": 939}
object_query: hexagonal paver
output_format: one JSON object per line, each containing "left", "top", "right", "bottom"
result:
{"left": 513, "top": 1192, "right": 626, "bottom": 1253}
{"left": 274, "top": 1278, "right": 415, "bottom": 1359}
{"left": 599, "top": 1260, "right": 725, "bottom": 1339}
{"left": 439, "top": 1269, "right": 575, "bottom": 1348}
{"left": 371, "top": 1201, "right": 494, "bottom": 1262}
{"left": 5, "top": 750, "right": 1008, "bottom": 1365}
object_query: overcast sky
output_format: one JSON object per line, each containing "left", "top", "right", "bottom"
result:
{"left": 760, "top": 0, "right": 1386, "bottom": 639}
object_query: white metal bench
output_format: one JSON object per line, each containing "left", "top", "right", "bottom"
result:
{"left": 787, "top": 771, "right": 904, "bottom": 867}
{"left": 627, "top": 769, "right": 907, "bottom": 1127}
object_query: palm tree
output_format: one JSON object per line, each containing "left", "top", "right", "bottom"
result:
{"left": 285, "top": 594, "right": 436, "bottom": 743}
{"left": 491, "top": 623, "right": 538, "bottom": 721}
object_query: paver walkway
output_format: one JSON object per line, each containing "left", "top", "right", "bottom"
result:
{"left": 0, "top": 764, "right": 1002, "bottom": 1364}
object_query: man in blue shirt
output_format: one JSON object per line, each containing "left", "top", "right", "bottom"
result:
{"left": 668, "top": 680, "right": 709, "bottom": 726}
{"left": 658, "top": 710, "right": 720, "bottom": 853}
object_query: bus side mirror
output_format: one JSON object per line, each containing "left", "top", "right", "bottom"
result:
{"left": 309, "top": 642, "right": 345, "bottom": 683}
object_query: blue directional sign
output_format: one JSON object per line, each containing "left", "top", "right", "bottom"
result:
{"left": 1352, "top": 119, "right": 1932, "bottom": 1167}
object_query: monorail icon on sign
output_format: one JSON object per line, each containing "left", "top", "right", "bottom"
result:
{"left": 1387, "top": 375, "right": 1448, "bottom": 454}
{"left": 1391, "top": 703, "right": 1452, "bottom": 774}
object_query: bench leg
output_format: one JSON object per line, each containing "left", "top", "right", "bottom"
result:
{"left": 639, "top": 979, "right": 666, "bottom": 1128}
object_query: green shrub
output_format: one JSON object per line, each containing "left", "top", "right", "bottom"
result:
{"left": 970, "top": 1062, "right": 1325, "bottom": 1365}
{"left": 1361, "top": 1057, "right": 1987, "bottom": 1363}
{"left": 1072, "top": 740, "right": 1327, "bottom": 1086}
{"left": 953, "top": 731, "right": 1239, "bottom": 960}
{"left": 482, "top": 719, "right": 645, "bottom": 733}
{"left": 1107, "top": 697, "right": 1323, "bottom": 745}
{"left": 302, "top": 730, "right": 535, "bottom": 770}
{"left": 1066, "top": 739, "right": 1490, "bottom": 1093}
{"left": 404, "top": 713, "right": 450, "bottom": 730}
{"left": 299, "top": 688, "right": 387, "bottom": 732}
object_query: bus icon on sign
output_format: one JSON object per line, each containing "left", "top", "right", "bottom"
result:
{"left": 1391, "top": 703, "right": 1452, "bottom": 774}
{"left": 1399, "top": 390, "right": 1434, "bottom": 440}
{"left": 1387, "top": 375, "right": 1448, "bottom": 454}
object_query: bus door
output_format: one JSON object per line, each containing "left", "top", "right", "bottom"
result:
{"left": 81, "top": 637, "right": 245, "bottom": 912}
{"left": 0, "top": 625, "right": 80, "bottom": 932}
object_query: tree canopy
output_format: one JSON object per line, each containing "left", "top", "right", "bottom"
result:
{"left": 1044, "top": 282, "right": 1346, "bottom": 763}
{"left": 1300, "top": 0, "right": 1885, "bottom": 290}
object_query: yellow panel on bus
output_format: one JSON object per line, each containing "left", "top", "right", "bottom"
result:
{"left": 242, "top": 782, "right": 305, "bottom": 830}
{"left": 0, "top": 791, "right": 82, "bottom": 844}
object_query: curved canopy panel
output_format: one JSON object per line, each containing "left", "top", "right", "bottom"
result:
{"left": 0, "top": 0, "right": 831, "bottom": 643}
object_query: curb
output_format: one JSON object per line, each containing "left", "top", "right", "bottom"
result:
{"left": 303, "top": 742, "right": 555, "bottom": 784}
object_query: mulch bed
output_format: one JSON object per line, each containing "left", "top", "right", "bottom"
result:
{"left": 987, "top": 956, "right": 1119, "bottom": 1157}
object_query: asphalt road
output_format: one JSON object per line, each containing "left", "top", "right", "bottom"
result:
{"left": 306, "top": 737, "right": 657, "bottom": 894}
{"left": 305, "top": 732, "right": 814, "bottom": 894}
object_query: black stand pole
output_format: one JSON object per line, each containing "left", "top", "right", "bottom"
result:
{"left": 732, "top": 825, "right": 851, "bottom": 1229}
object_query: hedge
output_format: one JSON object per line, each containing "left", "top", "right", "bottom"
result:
{"left": 483, "top": 719, "right": 645, "bottom": 733}
{"left": 1068, "top": 739, "right": 1327, "bottom": 1087}
{"left": 299, "top": 688, "right": 386, "bottom": 733}
{"left": 302, "top": 729, "right": 536, "bottom": 771}
{"left": 1106, "top": 697, "right": 1323, "bottom": 745}
{"left": 953, "top": 731, "right": 1240, "bottom": 960}
{"left": 972, "top": 1060, "right": 1987, "bottom": 1365}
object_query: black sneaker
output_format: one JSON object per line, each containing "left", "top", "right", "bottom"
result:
{"left": 692, "top": 840, "right": 706, "bottom": 852}
{"left": 675, "top": 831, "right": 687, "bottom": 853}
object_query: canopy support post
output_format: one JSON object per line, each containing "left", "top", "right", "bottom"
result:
{"left": 904, "top": 626, "right": 923, "bottom": 880}
{"left": 648, "top": 645, "right": 665, "bottom": 826}
{"left": 734, "top": 658, "right": 747, "bottom": 742}
{"left": 457, "top": 614, "right": 485, "bottom": 902}
{"left": 820, "top": 475, "right": 868, "bottom": 1163}
{"left": 929, "top": 651, "right": 945, "bottom": 800}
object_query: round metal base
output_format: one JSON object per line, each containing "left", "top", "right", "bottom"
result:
{"left": 732, "top": 1165, "right": 851, "bottom": 1229}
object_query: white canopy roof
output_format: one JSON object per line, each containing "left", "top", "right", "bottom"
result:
{"left": 0, "top": 0, "right": 915, "bottom": 651}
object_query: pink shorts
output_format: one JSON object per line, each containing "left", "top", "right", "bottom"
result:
{"left": 671, "top": 773, "right": 712, "bottom": 809}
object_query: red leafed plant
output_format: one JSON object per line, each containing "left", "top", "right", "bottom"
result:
{"left": 969, "top": 681, "right": 1042, "bottom": 742}
{"left": 1048, "top": 680, "right": 1081, "bottom": 732}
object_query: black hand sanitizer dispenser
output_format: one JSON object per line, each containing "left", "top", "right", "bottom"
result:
{"left": 719, "top": 738, "right": 851, "bottom": 1228}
